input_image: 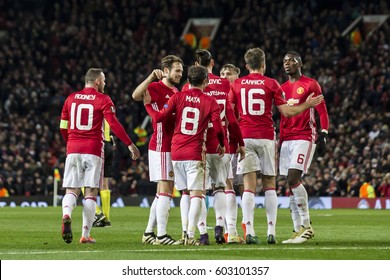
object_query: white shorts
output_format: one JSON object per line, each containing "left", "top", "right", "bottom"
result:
{"left": 148, "top": 150, "right": 174, "bottom": 182}
{"left": 229, "top": 153, "right": 243, "bottom": 185}
{"left": 63, "top": 153, "right": 103, "bottom": 189}
{"left": 237, "top": 138, "right": 276, "bottom": 176}
{"left": 206, "top": 153, "right": 231, "bottom": 189}
{"left": 279, "top": 140, "right": 316, "bottom": 176}
{"left": 172, "top": 160, "right": 206, "bottom": 191}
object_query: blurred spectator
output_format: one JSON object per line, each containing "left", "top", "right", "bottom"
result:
{"left": 378, "top": 173, "right": 390, "bottom": 197}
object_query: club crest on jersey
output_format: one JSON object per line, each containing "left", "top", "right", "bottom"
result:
{"left": 296, "top": 87, "right": 304, "bottom": 94}
{"left": 110, "top": 106, "right": 115, "bottom": 113}
{"left": 169, "top": 171, "right": 174, "bottom": 178}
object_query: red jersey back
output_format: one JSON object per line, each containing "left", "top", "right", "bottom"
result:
{"left": 230, "top": 73, "right": 285, "bottom": 140}
{"left": 203, "top": 73, "right": 231, "bottom": 153}
{"left": 146, "top": 88, "right": 223, "bottom": 161}
{"left": 61, "top": 87, "right": 114, "bottom": 157}
{"left": 147, "top": 80, "right": 178, "bottom": 152}
{"left": 280, "top": 75, "right": 323, "bottom": 142}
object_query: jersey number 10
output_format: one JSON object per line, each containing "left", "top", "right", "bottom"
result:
{"left": 70, "top": 103, "right": 94, "bottom": 130}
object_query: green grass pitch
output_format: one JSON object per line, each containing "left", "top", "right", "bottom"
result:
{"left": 0, "top": 207, "right": 389, "bottom": 260}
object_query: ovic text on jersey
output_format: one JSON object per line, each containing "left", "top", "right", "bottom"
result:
{"left": 208, "top": 79, "right": 222, "bottom": 85}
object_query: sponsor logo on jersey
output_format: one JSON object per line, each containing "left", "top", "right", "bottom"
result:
{"left": 286, "top": 98, "right": 299, "bottom": 106}
{"left": 296, "top": 87, "right": 304, "bottom": 94}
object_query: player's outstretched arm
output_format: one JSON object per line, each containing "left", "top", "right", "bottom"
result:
{"left": 132, "top": 69, "right": 164, "bottom": 101}
{"left": 278, "top": 93, "right": 323, "bottom": 117}
{"left": 144, "top": 91, "right": 174, "bottom": 122}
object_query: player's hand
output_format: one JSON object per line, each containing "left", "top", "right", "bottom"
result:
{"left": 316, "top": 131, "right": 328, "bottom": 156}
{"left": 216, "top": 144, "right": 225, "bottom": 158}
{"left": 128, "top": 143, "right": 140, "bottom": 160}
{"left": 305, "top": 92, "right": 323, "bottom": 108}
{"left": 143, "top": 90, "right": 151, "bottom": 105}
{"left": 152, "top": 69, "right": 164, "bottom": 80}
{"left": 236, "top": 145, "right": 245, "bottom": 162}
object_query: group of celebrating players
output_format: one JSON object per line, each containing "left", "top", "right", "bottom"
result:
{"left": 135, "top": 47, "right": 328, "bottom": 246}
{"left": 59, "top": 47, "right": 328, "bottom": 246}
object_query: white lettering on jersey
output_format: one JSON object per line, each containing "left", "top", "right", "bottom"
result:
{"left": 205, "top": 90, "right": 226, "bottom": 96}
{"left": 241, "top": 80, "right": 265, "bottom": 85}
{"left": 208, "top": 79, "right": 222, "bottom": 85}
{"left": 186, "top": 96, "right": 200, "bottom": 103}
{"left": 75, "top": 94, "right": 96, "bottom": 100}
{"left": 286, "top": 98, "right": 299, "bottom": 106}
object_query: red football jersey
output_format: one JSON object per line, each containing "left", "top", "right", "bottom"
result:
{"left": 60, "top": 87, "right": 132, "bottom": 157}
{"left": 147, "top": 80, "right": 178, "bottom": 152}
{"left": 280, "top": 75, "right": 329, "bottom": 143}
{"left": 145, "top": 88, "right": 224, "bottom": 161}
{"left": 230, "top": 73, "right": 286, "bottom": 140}
{"left": 183, "top": 74, "right": 244, "bottom": 154}
{"left": 204, "top": 73, "right": 231, "bottom": 153}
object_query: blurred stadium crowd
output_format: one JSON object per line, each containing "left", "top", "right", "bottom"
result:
{"left": 0, "top": 0, "right": 389, "bottom": 198}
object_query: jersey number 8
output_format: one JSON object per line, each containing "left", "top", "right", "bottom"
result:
{"left": 181, "top": 107, "right": 200, "bottom": 135}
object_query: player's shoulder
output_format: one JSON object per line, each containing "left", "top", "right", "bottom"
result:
{"left": 281, "top": 79, "right": 289, "bottom": 88}
{"left": 301, "top": 75, "right": 321, "bottom": 91}
{"left": 181, "top": 82, "right": 190, "bottom": 91}
{"left": 147, "top": 80, "right": 162, "bottom": 90}
{"left": 263, "top": 75, "right": 280, "bottom": 85}
{"left": 300, "top": 75, "right": 318, "bottom": 84}
{"left": 232, "top": 75, "right": 246, "bottom": 86}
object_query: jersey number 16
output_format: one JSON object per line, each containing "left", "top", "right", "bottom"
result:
{"left": 240, "top": 88, "right": 265, "bottom": 116}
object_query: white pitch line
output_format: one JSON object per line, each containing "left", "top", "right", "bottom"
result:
{"left": 1, "top": 246, "right": 390, "bottom": 255}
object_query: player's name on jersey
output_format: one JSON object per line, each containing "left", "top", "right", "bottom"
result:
{"left": 185, "top": 96, "right": 200, "bottom": 103}
{"left": 205, "top": 91, "right": 226, "bottom": 96}
{"left": 241, "top": 79, "right": 265, "bottom": 85}
{"left": 208, "top": 78, "right": 222, "bottom": 84}
{"left": 75, "top": 94, "right": 96, "bottom": 100}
